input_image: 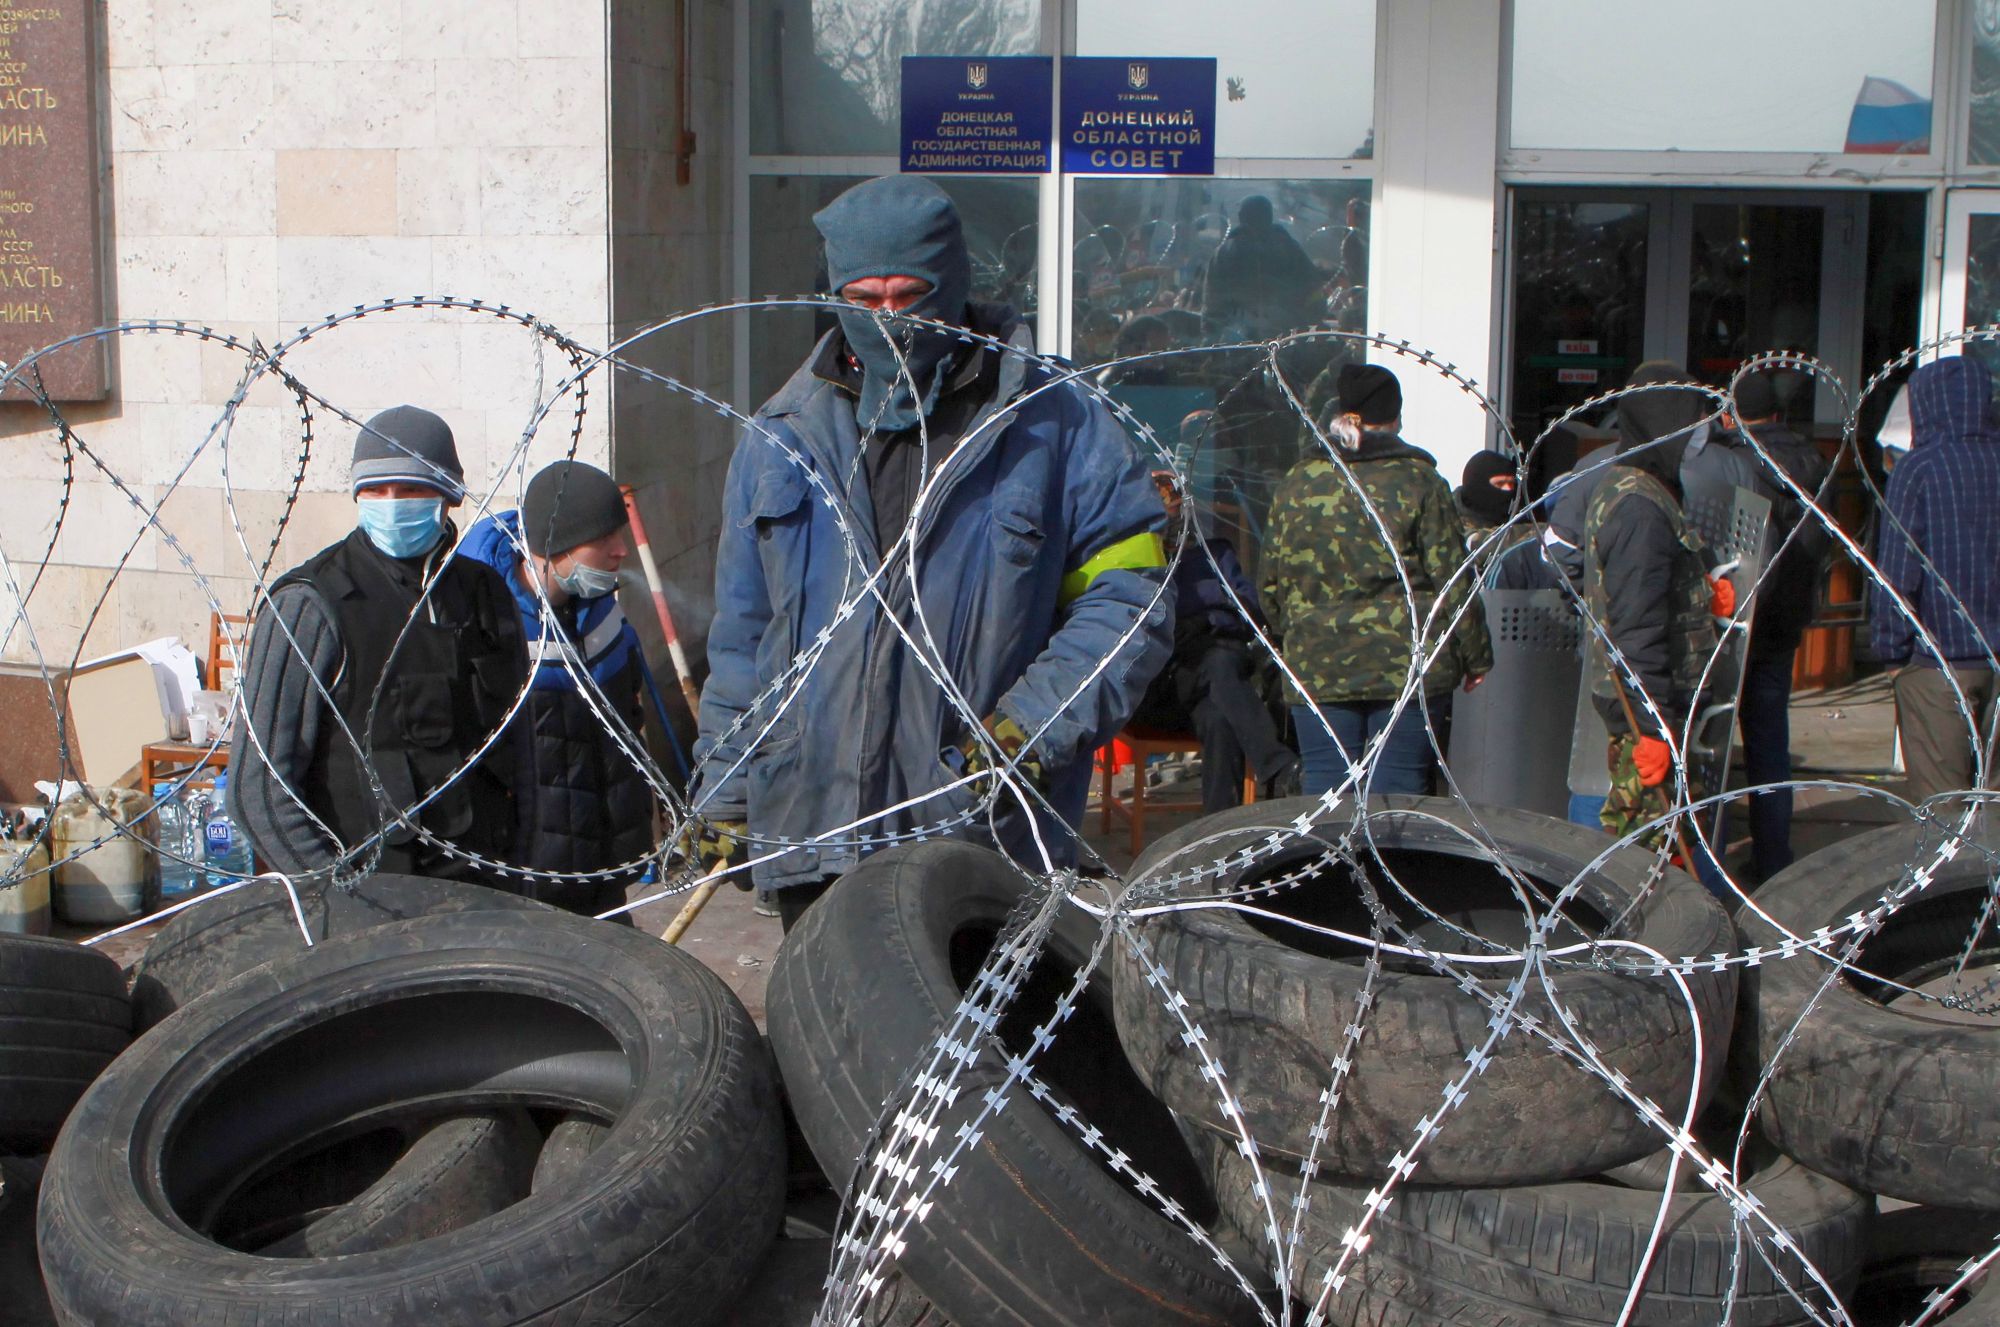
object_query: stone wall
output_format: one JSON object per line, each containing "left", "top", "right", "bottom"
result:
{"left": 0, "top": 0, "right": 616, "bottom": 671}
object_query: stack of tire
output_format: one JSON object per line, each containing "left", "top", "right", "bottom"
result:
{"left": 5, "top": 874, "right": 791, "bottom": 1326}
{"left": 766, "top": 797, "right": 1992, "bottom": 1327}
{"left": 1737, "top": 818, "right": 2000, "bottom": 1327}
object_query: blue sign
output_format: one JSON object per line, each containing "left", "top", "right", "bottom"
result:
{"left": 1060, "top": 57, "right": 1215, "bottom": 175}
{"left": 900, "top": 56, "right": 1053, "bottom": 174}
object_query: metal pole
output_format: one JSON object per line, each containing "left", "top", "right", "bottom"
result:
{"left": 619, "top": 484, "right": 703, "bottom": 718}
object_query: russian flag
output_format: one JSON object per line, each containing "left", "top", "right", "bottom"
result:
{"left": 1845, "top": 76, "right": 1932, "bottom": 154}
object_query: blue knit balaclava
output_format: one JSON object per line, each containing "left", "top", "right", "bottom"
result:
{"left": 814, "top": 176, "right": 973, "bottom": 432}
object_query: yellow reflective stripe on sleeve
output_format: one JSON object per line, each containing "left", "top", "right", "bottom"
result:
{"left": 1057, "top": 532, "right": 1167, "bottom": 605}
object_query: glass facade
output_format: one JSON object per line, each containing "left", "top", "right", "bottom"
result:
{"left": 1972, "top": 0, "right": 2000, "bottom": 164}
{"left": 748, "top": 0, "right": 1044, "bottom": 156}
{"left": 746, "top": 175, "right": 1040, "bottom": 407}
{"left": 1511, "top": 1, "right": 1936, "bottom": 154}
{"left": 1074, "top": 0, "right": 1375, "bottom": 159}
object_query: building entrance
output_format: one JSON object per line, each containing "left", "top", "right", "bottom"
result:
{"left": 1503, "top": 188, "right": 1878, "bottom": 475}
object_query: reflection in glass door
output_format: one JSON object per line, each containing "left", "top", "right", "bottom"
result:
{"left": 1942, "top": 192, "right": 2000, "bottom": 389}
{"left": 1682, "top": 203, "right": 1823, "bottom": 424}
{"left": 1506, "top": 188, "right": 1866, "bottom": 470}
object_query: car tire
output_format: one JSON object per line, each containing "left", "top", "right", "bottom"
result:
{"left": 1111, "top": 796, "right": 1738, "bottom": 1186}
{"left": 0, "top": 932, "right": 130, "bottom": 1150}
{"left": 767, "top": 840, "right": 1259, "bottom": 1327}
{"left": 129, "top": 873, "right": 554, "bottom": 1030}
{"left": 1205, "top": 1132, "right": 1868, "bottom": 1327}
{"left": 1736, "top": 821, "right": 2000, "bottom": 1209}
{"left": 37, "top": 909, "right": 784, "bottom": 1326}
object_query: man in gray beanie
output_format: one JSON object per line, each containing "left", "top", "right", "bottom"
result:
{"left": 459, "top": 460, "right": 653, "bottom": 915}
{"left": 229, "top": 405, "right": 528, "bottom": 884}
{"left": 692, "top": 175, "right": 1173, "bottom": 929}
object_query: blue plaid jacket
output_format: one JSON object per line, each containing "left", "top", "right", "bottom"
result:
{"left": 1870, "top": 357, "right": 2000, "bottom": 667}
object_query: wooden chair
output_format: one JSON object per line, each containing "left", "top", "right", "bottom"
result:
{"left": 1097, "top": 724, "right": 1256, "bottom": 858}
{"left": 206, "top": 610, "right": 253, "bottom": 691}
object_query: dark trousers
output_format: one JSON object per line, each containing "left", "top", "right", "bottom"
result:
{"left": 776, "top": 878, "right": 834, "bottom": 933}
{"left": 1135, "top": 641, "right": 1295, "bottom": 814}
{"left": 1186, "top": 647, "right": 1295, "bottom": 812}
{"left": 1737, "top": 645, "right": 1797, "bottom": 883}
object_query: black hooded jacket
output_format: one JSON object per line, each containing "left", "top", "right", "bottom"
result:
{"left": 1588, "top": 371, "right": 1713, "bottom": 735}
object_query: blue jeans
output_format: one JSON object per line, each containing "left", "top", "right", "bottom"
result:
{"left": 1736, "top": 645, "right": 1796, "bottom": 883}
{"left": 1292, "top": 699, "right": 1436, "bottom": 797}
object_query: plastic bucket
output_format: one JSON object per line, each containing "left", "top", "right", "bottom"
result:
{"left": 0, "top": 840, "right": 52, "bottom": 935}
{"left": 52, "top": 787, "right": 151, "bottom": 925}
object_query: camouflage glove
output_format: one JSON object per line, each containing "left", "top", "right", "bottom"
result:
{"left": 685, "top": 817, "right": 750, "bottom": 884}
{"left": 960, "top": 713, "right": 1046, "bottom": 790}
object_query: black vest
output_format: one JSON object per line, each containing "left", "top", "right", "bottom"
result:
{"left": 279, "top": 529, "right": 524, "bottom": 878}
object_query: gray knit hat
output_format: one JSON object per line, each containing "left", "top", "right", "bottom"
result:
{"left": 521, "top": 460, "right": 627, "bottom": 556}
{"left": 350, "top": 405, "right": 465, "bottom": 501}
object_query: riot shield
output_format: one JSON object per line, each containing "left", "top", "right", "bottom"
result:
{"left": 1448, "top": 589, "right": 1580, "bottom": 818}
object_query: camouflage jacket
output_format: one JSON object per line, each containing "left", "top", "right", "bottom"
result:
{"left": 1582, "top": 466, "right": 1716, "bottom": 735}
{"left": 1261, "top": 435, "right": 1493, "bottom": 704}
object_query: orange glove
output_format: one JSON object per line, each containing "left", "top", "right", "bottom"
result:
{"left": 1633, "top": 735, "right": 1672, "bottom": 788}
{"left": 1708, "top": 575, "right": 1737, "bottom": 619}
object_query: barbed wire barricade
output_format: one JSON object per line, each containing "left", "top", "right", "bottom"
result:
{"left": 3, "top": 300, "right": 1997, "bottom": 1327}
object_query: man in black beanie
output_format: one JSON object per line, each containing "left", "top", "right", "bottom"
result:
{"left": 229, "top": 405, "right": 527, "bottom": 884}
{"left": 460, "top": 460, "right": 653, "bottom": 915}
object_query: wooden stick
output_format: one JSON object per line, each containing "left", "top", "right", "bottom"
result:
{"left": 661, "top": 858, "right": 731, "bottom": 946}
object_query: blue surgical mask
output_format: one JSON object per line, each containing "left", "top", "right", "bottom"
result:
{"left": 555, "top": 562, "right": 620, "bottom": 599}
{"left": 356, "top": 497, "right": 445, "bottom": 559}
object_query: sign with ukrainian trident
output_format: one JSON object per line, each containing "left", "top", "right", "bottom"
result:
{"left": 899, "top": 56, "right": 1053, "bottom": 174}
{"left": 1060, "top": 56, "right": 1215, "bottom": 175}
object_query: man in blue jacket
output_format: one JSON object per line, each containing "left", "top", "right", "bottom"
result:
{"left": 1870, "top": 355, "right": 2000, "bottom": 802}
{"left": 691, "top": 175, "right": 1174, "bottom": 927}
{"left": 460, "top": 460, "right": 655, "bottom": 916}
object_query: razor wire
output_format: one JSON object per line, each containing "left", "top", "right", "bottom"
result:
{"left": 2, "top": 298, "right": 1998, "bottom": 1327}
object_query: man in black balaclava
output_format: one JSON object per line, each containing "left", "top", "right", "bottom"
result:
{"left": 692, "top": 176, "right": 1172, "bottom": 930}
{"left": 1578, "top": 362, "right": 1737, "bottom": 870}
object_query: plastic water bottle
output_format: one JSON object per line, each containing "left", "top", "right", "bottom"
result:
{"left": 203, "top": 771, "right": 255, "bottom": 888}
{"left": 153, "top": 782, "right": 198, "bottom": 902}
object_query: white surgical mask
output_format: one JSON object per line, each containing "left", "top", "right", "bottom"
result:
{"left": 556, "top": 562, "right": 620, "bottom": 599}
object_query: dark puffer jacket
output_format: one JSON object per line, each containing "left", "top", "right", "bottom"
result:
{"left": 460, "top": 511, "right": 656, "bottom": 911}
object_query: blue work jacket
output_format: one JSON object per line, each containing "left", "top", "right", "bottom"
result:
{"left": 693, "top": 322, "right": 1173, "bottom": 888}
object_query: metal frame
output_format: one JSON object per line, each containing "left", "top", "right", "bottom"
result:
{"left": 1495, "top": 0, "right": 1954, "bottom": 185}
{"left": 734, "top": 1, "right": 1387, "bottom": 393}
{"left": 1941, "top": 186, "right": 2000, "bottom": 339}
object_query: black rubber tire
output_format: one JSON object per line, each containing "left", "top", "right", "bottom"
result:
{"left": 37, "top": 909, "right": 785, "bottom": 1326}
{"left": 0, "top": 1156, "right": 57, "bottom": 1326}
{"left": 766, "top": 840, "right": 1259, "bottom": 1327}
{"left": 1205, "top": 1132, "right": 1869, "bottom": 1327}
{"left": 128, "top": 872, "right": 554, "bottom": 1029}
{"left": 1851, "top": 1206, "right": 2000, "bottom": 1327}
{"left": 722, "top": 1238, "right": 946, "bottom": 1326}
{"left": 213, "top": 1109, "right": 540, "bottom": 1257}
{"left": 1736, "top": 822, "right": 2000, "bottom": 1209}
{"left": 0, "top": 932, "right": 131, "bottom": 1151}
{"left": 1112, "top": 796, "right": 1739, "bottom": 1186}
{"left": 529, "top": 1115, "right": 609, "bottom": 1195}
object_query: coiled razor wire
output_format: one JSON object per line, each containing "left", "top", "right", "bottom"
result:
{"left": 3, "top": 300, "right": 1998, "bottom": 1327}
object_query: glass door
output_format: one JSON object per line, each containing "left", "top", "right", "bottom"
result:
{"left": 1941, "top": 189, "right": 2000, "bottom": 384}
{"left": 1505, "top": 188, "right": 1867, "bottom": 459}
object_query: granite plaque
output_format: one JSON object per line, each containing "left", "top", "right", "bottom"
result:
{"left": 0, "top": 2, "right": 106, "bottom": 401}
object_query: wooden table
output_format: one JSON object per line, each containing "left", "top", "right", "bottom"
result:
{"left": 139, "top": 740, "right": 230, "bottom": 793}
